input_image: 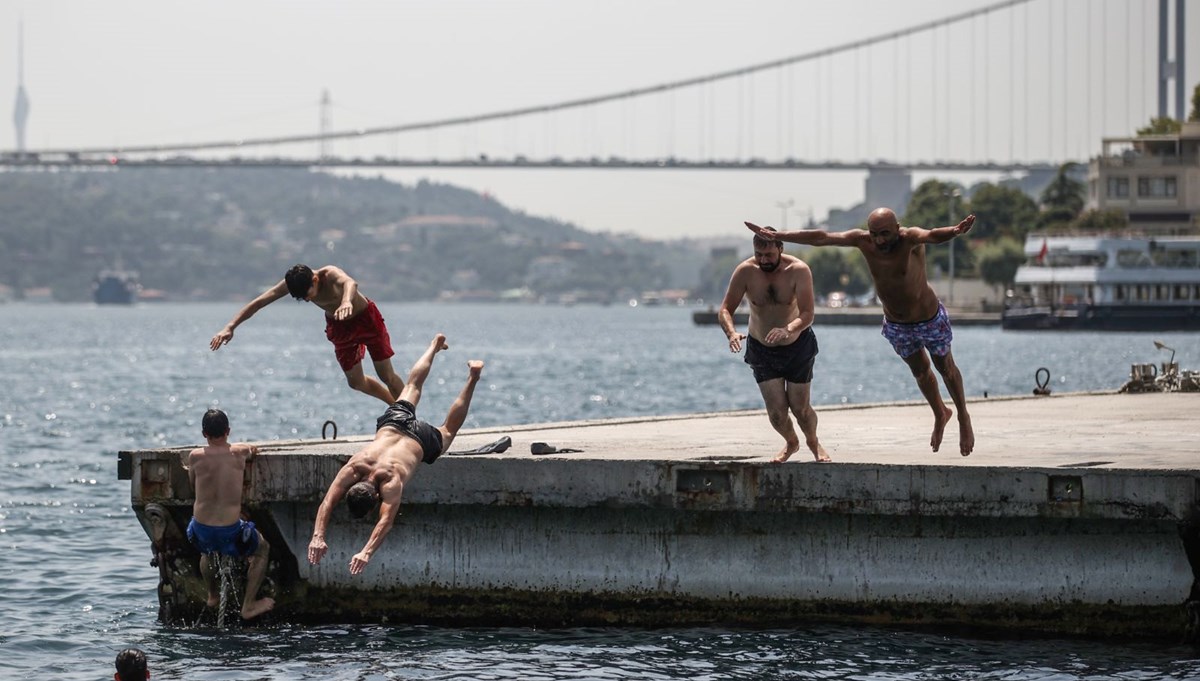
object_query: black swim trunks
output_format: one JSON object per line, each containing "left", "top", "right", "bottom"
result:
{"left": 744, "top": 327, "right": 819, "bottom": 384}
{"left": 375, "top": 400, "right": 444, "bottom": 464}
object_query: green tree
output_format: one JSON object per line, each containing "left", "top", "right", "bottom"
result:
{"left": 965, "top": 183, "right": 1039, "bottom": 240}
{"left": 903, "top": 179, "right": 974, "bottom": 277}
{"left": 975, "top": 237, "right": 1025, "bottom": 290}
{"left": 1191, "top": 82, "right": 1200, "bottom": 122}
{"left": 1137, "top": 116, "right": 1182, "bottom": 135}
{"left": 802, "top": 247, "right": 871, "bottom": 297}
{"left": 1069, "top": 208, "right": 1128, "bottom": 233}
{"left": 1037, "top": 162, "right": 1085, "bottom": 231}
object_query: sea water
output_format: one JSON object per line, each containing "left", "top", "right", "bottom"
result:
{"left": 1, "top": 302, "right": 1197, "bottom": 679}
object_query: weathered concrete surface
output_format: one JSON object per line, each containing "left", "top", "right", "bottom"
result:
{"left": 120, "top": 392, "right": 1200, "bottom": 637}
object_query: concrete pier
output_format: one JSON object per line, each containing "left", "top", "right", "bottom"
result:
{"left": 119, "top": 392, "right": 1200, "bottom": 638}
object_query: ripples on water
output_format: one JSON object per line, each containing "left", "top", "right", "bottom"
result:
{"left": 1, "top": 303, "right": 1197, "bottom": 679}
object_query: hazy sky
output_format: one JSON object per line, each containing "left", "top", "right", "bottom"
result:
{"left": 3, "top": 0, "right": 1198, "bottom": 239}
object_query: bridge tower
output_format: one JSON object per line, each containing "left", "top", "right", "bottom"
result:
{"left": 1158, "top": 0, "right": 1187, "bottom": 120}
{"left": 12, "top": 19, "right": 30, "bottom": 153}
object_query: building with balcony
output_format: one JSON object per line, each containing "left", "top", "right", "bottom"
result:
{"left": 1087, "top": 122, "right": 1200, "bottom": 235}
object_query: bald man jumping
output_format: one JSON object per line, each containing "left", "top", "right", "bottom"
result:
{"left": 745, "top": 208, "right": 976, "bottom": 456}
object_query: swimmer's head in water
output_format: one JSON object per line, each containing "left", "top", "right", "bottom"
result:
{"left": 346, "top": 481, "right": 380, "bottom": 518}
{"left": 285, "top": 264, "right": 316, "bottom": 300}
{"left": 115, "top": 647, "right": 148, "bottom": 681}
{"left": 201, "top": 408, "right": 229, "bottom": 438}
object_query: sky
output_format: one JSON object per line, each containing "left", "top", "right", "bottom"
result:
{"left": 2, "top": 0, "right": 1198, "bottom": 239}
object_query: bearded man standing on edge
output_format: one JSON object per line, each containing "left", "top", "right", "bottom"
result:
{"left": 720, "top": 226, "right": 831, "bottom": 464}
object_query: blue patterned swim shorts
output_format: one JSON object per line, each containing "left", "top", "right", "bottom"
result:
{"left": 880, "top": 302, "right": 954, "bottom": 358}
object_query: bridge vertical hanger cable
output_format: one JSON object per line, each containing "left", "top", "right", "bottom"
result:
{"left": 1125, "top": 0, "right": 1132, "bottom": 133}
{"left": 893, "top": 37, "right": 899, "bottom": 162}
{"left": 1047, "top": 0, "right": 1054, "bottom": 162}
{"left": 942, "top": 23, "right": 948, "bottom": 161}
{"left": 816, "top": 55, "right": 823, "bottom": 161}
{"left": 1025, "top": 1, "right": 1031, "bottom": 162}
{"left": 868, "top": 42, "right": 878, "bottom": 161}
{"left": 1061, "top": 0, "right": 1068, "bottom": 160}
{"left": 1100, "top": 0, "right": 1106, "bottom": 147}
{"left": 736, "top": 78, "right": 743, "bottom": 160}
{"left": 971, "top": 14, "right": 977, "bottom": 162}
{"left": 1009, "top": 5, "right": 1015, "bottom": 162}
{"left": 931, "top": 26, "right": 938, "bottom": 161}
{"left": 748, "top": 72, "right": 754, "bottom": 160}
{"left": 906, "top": 35, "right": 912, "bottom": 163}
{"left": 1086, "top": 0, "right": 1093, "bottom": 159}
{"left": 854, "top": 46, "right": 861, "bottom": 162}
{"left": 777, "top": 65, "right": 784, "bottom": 162}
{"left": 983, "top": 11, "right": 989, "bottom": 162}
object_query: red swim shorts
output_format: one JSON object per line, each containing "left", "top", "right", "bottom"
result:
{"left": 324, "top": 299, "right": 395, "bottom": 372}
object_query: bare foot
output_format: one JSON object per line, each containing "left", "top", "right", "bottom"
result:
{"left": 205, "top": 594, "right": 219, "bottom": 609}
{"left": 467, "top": 360, "right": 484, "bottom": 378}
{"left": 810, "top": 443, "right": 832, "bottom": 463}
{"left": 431, "top": 333, "right": 449, "bottom": 352}
{"left": 771, "top": 441, "right": 800, "bottom": 463}
{"left": 241, "top": 597, "right": 275, "bottom": 621}
{"left": 959, "top": 417, "right": 974, "bottom": 456}
{"left": 930, "top": 405, "right": 953, "bottom": 452}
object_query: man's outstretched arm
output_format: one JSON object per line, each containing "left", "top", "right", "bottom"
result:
{"left": 210, "top": 280, "right": 290, "bottom": 351}
{"left": 909, "top": 214, "right": 976, "bottom": 244}
{"left": 744, "top": 221, "right": 861, "bottom": 247}
{"left": 307, "top": 465, "right": 358, "bottom": 565}
{"left": 349, "top": 481, "right": 404, "bottom": 575}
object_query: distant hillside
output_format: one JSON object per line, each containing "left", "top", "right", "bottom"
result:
{"left": 0, "top": 168, "right": 702, "bottom": 302}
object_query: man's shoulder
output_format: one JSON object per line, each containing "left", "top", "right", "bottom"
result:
{"left": 780, "top": 255, "right": 811, "bottom": 273}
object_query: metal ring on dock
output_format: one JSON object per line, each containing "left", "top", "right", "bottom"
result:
{"left": 1033, "top": 367, "right": 1052, "bottom": 396}
{"left": 322, "top": 420, "right": 338, "bottom": 440}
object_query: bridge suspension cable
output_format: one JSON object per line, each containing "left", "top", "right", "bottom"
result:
{"left": 36, "top": 0, "right": 1034, "bottom": 157}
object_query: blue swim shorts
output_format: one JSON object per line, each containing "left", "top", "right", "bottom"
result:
{"left": 187, "top": 518, "right": 260, "bottom": 558}
{"left": 880, "top": 302, "right": 954, "bottom": 358}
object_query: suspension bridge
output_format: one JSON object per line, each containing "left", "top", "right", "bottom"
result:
{"left": 3, "top": 0, "right": 1192, "bottom": 174}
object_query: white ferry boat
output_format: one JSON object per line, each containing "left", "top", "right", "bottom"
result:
{"left": 1003, "top": 234, "right": 1200, "bottom": 330}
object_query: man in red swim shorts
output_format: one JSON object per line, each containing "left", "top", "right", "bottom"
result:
{"left": 210, "top": 264, "right": 407, "bottom": 405}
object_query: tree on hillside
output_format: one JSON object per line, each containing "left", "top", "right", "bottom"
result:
{"left": 965, "top": 183, "right": 1039, "bottom": 240}
{"left": 1037, "top": 162, "right": 1085, "bottom": 231}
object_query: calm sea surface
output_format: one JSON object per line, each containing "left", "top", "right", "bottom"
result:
{"left": 1, "top": 302, "right": 1197, "bottom": 679}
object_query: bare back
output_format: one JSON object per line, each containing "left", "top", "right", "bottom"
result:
{"left": 188, "top": 443, "right": 254, "bottom": 527}
{"left": 345, "top": 428, "right": 423, "bottom": 489}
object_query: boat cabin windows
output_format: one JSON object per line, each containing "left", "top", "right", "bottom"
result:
{"left": 1116, "top": 283, "right": 1198, "bottom": 303}
{"left": 1106, "top": 177, "right": 1129, "bottom": 198}
{"left": 1038, "top": 252, "right": 1106, "bottom": 267}
{"left": 1116, "top": 250, "right": 1153, "bottom": 268}
{"left": 1137, "top": 176, "right": 1177, "bottom": 199}
{"left": 1152, "top": 248, "right": 1200, "bottom": 268}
